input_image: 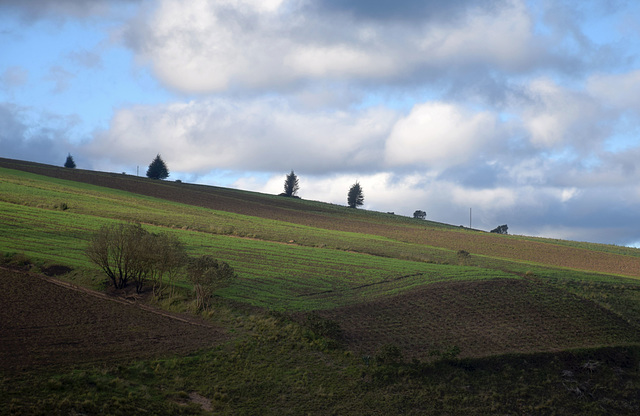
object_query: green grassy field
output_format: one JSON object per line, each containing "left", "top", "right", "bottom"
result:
{"left": 2, "top": 159, "right": 640, "bottom": 414}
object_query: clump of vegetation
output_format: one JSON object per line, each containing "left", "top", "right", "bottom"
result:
{"left": 86, "top": 223, "right": 189, "bottom": 294}
{"left": 147, "top": 232, "right": 188, "bottom": 297}
{"left": 186, "top": 255, "right": 237, "bottom": 311}
{"left": 491, "top": 224, "right": 509, "bottom": 234}
{"left": 456, "top": 249, "right": 471, "bottom": 265}
{"left": 413, "top": 210, "right": 426, "bottom": 220}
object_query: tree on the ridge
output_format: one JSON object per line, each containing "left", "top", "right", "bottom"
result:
{"left": 64, "top": 153, "right": 76, "bottom": 169}
{"left": 146, "top": 154, "right": 169, "bottom": 180}
{"left": 413, "top": 210, "right": 426, "bottom": 220}
{"left": 282, "top": 170, "right": 300, "bottom": 197}
{"left": 347, "top": 181, "right": 364, "bottom": 209}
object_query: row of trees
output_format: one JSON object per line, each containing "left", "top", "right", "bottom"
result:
{"left": 281, "top": 170, "right": 364, "bottom": 209}
{"left": 63, "top": 153, "right": 170, "bottom": 180}
{"left": 68, "top": 154, "right": 432, "bottom": 219}
{"left": 86, "top": 223, "right": 236, "bottom": 309}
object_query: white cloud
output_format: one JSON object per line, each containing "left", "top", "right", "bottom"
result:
{"left": 384, "top": 102, "right": 500, "bottom": 170}
{"left": 419, "top": 0, "right": 537, "bottom": 71}
{"left": 517, "top": 78, "right": 604, "bottom": 149}
{"left": 122, "top": 0, "right": 556, "bottom": 94}
{"left": 588, "top": 70, "right": 640, "bottom": 111}
{"left": 87, "top": 98, "right": 397, "bottom": 174}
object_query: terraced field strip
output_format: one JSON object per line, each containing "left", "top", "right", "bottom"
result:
{"left": 322, "top": 278, "right": 640, "bottom": 359}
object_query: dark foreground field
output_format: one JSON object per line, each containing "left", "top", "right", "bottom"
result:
{"left": 0, "top": 268, "right": 226, "bottom": 372}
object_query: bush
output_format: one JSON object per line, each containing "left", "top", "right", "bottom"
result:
{"left": 186, "top": 255, "right": 237, "bottom": 310}
{"left": 490, "top": 224, "right": 508, "bottom": 234}
{"left": 86, "top": 223, "right": 187, "bottom": 293}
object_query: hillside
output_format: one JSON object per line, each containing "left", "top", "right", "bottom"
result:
{"left": 2, "top": 157, "right": 639, "bottom": 277}
{"left": 2, "top": 157, "right": 640, "bottom": 414}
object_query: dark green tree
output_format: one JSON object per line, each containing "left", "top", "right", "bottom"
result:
{"left": 347, "top": 181, "right": 364, "bottom": 208}
{"left": 64, "top": 153, "right": 76, "bottom": 168}
{"left": 413, "top": 210, "right": 426, "bottom": 220}
{"left": 146, "top": 154, "right": 169, "bottom": 180}
{"left": 282, "top": 170, "right": 300, "bottom": 197}
{"left": 490, "top": 224, "right": 509, "bottom": 234}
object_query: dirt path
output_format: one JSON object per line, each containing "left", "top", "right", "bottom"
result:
{"left": 0, "top": 268, "right": 227, "bottom": 372}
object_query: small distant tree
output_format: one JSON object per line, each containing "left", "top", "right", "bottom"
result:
{"left": 490, "top": 224, "right": 508, "bottom": 234}
{"left": 347, "top": 181, "right": 364, "bottom": 208}
{"left": 187, "top": 255, "right": 237, "bottom": 310}
{"left": 146, "top": 154, "right": 169, "bottom": 180}
{"left": 281, "top": 170, "right": 300, "bottom": 197}
{"left": 64, "top": 153, "right": 76, "bottom": 169}
{"left": 413, "top": 210, "right": 426, "bottom": 220}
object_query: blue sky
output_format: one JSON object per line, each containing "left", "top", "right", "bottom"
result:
{"left": 2, "top": 0, "right": 640, "bottom": 246}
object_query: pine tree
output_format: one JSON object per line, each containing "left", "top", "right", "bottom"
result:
{"left": 347, "top": 181, "right": 364, "bottom": 208}
{"left": 146, "top": 154, "right": 169, "bottom": 180}
{"left": 64, "top": 153, "right": 76, "bottom": 169}
{"left": 282, "top": 170, "right": 300, "bottom": 197}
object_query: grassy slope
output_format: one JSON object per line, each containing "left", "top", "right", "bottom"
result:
{"left": 2, "top": 158, "right": 640, "bottom": 414}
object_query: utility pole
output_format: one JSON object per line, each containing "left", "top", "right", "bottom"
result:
{"left": 469, "top": 208, "right": 472, "bottom": 229}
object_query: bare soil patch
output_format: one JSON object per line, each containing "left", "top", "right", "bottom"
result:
{"left": 0, "top": 268, "right": 227, "bottom": 372}
{"left": 321, "top": 278, "right": 640, "bottom": 359}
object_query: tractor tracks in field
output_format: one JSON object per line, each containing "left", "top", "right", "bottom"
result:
{"left": 297, "top": 272, "right": 426, "bottom": 297}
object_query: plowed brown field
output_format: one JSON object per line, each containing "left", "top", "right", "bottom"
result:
{"left": 321, "top": 278, "right": 640, "bottom": 359}
{"left": 0, "top": 268, "right": 226, "bottom": 372}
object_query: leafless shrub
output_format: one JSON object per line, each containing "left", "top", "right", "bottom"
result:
{"left": 86, "top": 223, "right": 187, "bottom": 294}
{"left": 186, "top": 255, "right": 237, "bottom": 311}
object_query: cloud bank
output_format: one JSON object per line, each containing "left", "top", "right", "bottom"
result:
{"left": 3, "top": 0, "right": 640, "bottom": 245}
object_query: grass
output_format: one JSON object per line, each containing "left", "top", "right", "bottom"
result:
{"left": 2, "top": 159, "right": 640, "bottom": 414}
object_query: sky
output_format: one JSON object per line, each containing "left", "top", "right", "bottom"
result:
{"left": 2, "top": 0, "right": 640, "bottom": 246}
